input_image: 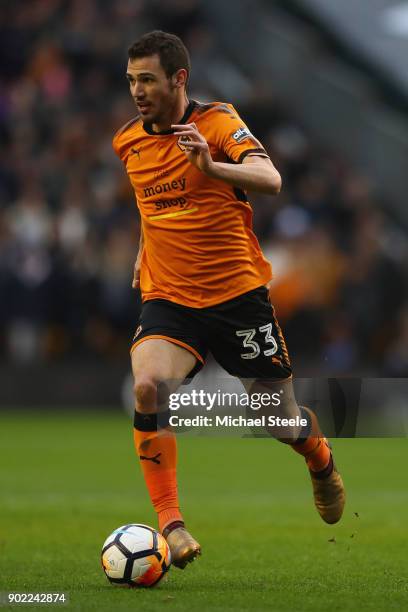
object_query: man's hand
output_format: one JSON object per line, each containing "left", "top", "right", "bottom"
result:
{"left": 172, "top": 123, "right": 281, "bottom": 195}
{"left": 172, "top": 123, "right": 214, "bottom": 175}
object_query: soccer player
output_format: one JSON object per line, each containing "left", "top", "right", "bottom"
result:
{"left": 113, "top": 30, "right": 345, "bottom": 569}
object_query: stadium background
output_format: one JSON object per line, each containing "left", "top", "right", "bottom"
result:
{"left": 1, "top": 2, "right": 408, "bottom": 610}
{"left": 1, "top": 0, "right": 407, "bottom": 407}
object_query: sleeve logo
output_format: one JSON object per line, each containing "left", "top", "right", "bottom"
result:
{"left": 231, "top": 126, "right": 251, "bottom": 143}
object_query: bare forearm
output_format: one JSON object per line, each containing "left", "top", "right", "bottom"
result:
{"left": 207, "top": 161, "right": 282, "bottom": 195}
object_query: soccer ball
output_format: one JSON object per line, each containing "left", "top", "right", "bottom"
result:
{"left": 101, "top": 523, "right": 171, "bottom": 587}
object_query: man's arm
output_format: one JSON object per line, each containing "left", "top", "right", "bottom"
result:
{"left": 208, "top": 154, "right": 281, "bottom": 194}
{"left": 172, "top": 122, "right": 281, "bottom": 195}
{"left": 132, "top": 225, "right": 144, "bottom": 289}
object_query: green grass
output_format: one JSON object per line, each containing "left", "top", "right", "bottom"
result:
{"left": 0, "top": 410, "right": 407, "bottom": 611}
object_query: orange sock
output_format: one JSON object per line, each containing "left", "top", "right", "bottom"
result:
{"left": 291, "top": 406, "right": 332, "bottom": 472}
{"left": 133, "top": 410, "right": 184, "bottom": 533}
{"left": 292, "top": 436, "right": 331, "bottom": 472}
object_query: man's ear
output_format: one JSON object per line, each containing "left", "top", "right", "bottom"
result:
{"left": 172, "top": 68, "right": 188, "bottom": 89}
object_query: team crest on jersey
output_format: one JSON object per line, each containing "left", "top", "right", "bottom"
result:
{"left": 231, "top": 126, "right": 251, "bottom": 143}
{"left": 177, "top": 135, "right": 192, "bottom": 151}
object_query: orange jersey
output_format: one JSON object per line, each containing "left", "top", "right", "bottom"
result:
{"left": 113, "top": 100, "right": 272, "bottom": 308}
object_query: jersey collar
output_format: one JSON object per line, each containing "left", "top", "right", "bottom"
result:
{"left": 142, "top": 100, "right": 197, "bottom": 136}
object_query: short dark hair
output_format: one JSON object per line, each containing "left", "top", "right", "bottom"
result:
{"left": 128, "top": 30, "right": 191, "bottom": 82}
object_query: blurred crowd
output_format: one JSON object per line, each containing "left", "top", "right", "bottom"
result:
{"left": 0, "top": 0, "right": 407, "bottom": 375}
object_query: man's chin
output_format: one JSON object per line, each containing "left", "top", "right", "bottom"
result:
{"left": 139, "top": 109, "right": 155, "bottom": 123}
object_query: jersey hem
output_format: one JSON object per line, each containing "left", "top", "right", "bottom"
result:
{"left": 238, "top": 148, "right": 269, "bottom": 163}
{"left": 141, "top": 275, "right": 273, "bottom": 309}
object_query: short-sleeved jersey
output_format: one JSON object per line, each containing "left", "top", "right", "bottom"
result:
{"left": 112, "top": 100, "right": 272, "bottom": 308}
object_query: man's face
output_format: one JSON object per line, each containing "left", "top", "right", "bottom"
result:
{"left": 126, "top": 54, "right": 178, "bottom": 125}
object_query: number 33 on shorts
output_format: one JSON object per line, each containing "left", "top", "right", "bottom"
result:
{"left": 236, "top": 323, "right": 278, "bottom": 360}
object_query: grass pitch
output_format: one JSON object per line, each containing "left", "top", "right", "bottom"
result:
{"left": 0, "top": 410, "right": 407, "bottom": 611}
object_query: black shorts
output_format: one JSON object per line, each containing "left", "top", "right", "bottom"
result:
{"left": 131, "top": 286, "right": 292, "bottom": 380}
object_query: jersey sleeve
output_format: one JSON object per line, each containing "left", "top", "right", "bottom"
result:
{"left": 209, "top": 103, "right": 269, "bottom": 163}
{"left": 112, "top": 116, "right": 141, "bottom": 162}
{"left": 112, "top": 128, "right": 128, "bottom": 163}
{"left": 112, "top": 132, "right": 121, "bottom": 158}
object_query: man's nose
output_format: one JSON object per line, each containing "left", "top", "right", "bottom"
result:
{"left": 132, "top": 82, "right": 144, "bottom": 99}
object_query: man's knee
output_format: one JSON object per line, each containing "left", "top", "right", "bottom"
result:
{"left": 134, "top": 376, "right": 157, "bottom": 413}
{"left": 133, "top": 376, "right": 170, "bottom": 413}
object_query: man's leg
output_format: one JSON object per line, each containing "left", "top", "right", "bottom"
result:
{"left": 206, "top": 286, "right": 345, "bottom": 523}
{"left": 243, "top": 377, "right": 345, "bottom": 524}
{"left": 131, "top": 338, "right": 201, "bottom": 567}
